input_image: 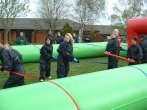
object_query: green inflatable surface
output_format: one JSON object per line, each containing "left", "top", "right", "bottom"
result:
{"left": 0, "top": 64, "right": 147, "bottom": 110}
{"left": 11, "top": 42, "right": 127, "bottom": 63}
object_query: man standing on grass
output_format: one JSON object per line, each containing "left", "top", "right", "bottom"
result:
{"left": 113, "top": 29, "right": 123, "bottom": 55}
{"left": 127, "top": 37, "right": 143, "bottom": 65}
{"left": 140, "top": 35, "right": 147, "bottom": 64}
{"left": 105, "top": 34, "right": 119, "bottom": 69}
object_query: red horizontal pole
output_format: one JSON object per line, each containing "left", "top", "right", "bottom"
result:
{"left": 104, "top": 52, "right": 136, "bottom": 63}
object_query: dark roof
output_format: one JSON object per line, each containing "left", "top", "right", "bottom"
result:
{"left": 10, "top": 18, "right": 80, "bottom": 30}
{"left": 84, "top": 25, "right": 125, "bottom": 35}
{"left": 0, "top": 18, "right": 80, "bottom": 30}
{"left": 0, "top": 18, "right": 125, "bottom": 35}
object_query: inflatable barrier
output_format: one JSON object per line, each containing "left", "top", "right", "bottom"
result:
{"left": 127, "top": 17, "right": 147, "bottom": 47}
{"left": 11, "top": 42, "right": 127, "bottom": 63}
{"left": 0, "top": 64, "right": 147, "bottom": 110}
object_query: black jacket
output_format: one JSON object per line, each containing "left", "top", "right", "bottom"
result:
{"left": 0, "top": 49, "right": 11, "bottom": 70}
{"left": 11, "top": 49, "right": 23, "bottom": 63}
{"left": 140, "top": 39, "right": 147, "bottom": 56}
{"left": 16, "top": 36, "right": 28, "bottom": 45}
{"left": 40, "top": 44, "right": 53, "bottom": 60}
{"left": 46, "top": 35, "right": 55, "bottom": 43}
{"left": 127, "top": 45, "right": 143, "bottom": 61}
{"left": 57, "top": 41, "right": 73, "bottom": 60}
{"left": 73, "top": 36, "right": 78, "bottom": 43}
{"left": 0, "top": 49, "right": 22, "bottom": 71}
{"left": 105, "top": 38, "right": 119, "bottom": 54}
{"left": 83, "top": 36, "right": 93, "bottom": 42}
{"left": 55, "top": 36, "right": 64, "bottom": 44}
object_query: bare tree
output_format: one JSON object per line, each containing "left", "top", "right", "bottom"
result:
{"left": 74, "top": 0, "right": 106, "bottom": 41}
{"left": 37, "top": 0, "right": 69, "bottom": 32}
{"left": 0, "top": 0, "right": 30, "bottom": 43}
{"left": 109, "top": 0, "right": 147, "bottom": 33}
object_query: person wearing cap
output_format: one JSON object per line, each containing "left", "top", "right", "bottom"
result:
{"left": 127, "top": 37, "right": 143, "bottom": 65}
{"left": 140, "top": 35, "right": 147, "bottom": 63}
{"left": 39, "top": 38, "right": 53, "bottom": 82}
{"left": 57, "top": 33, "right": 74, "bottom": 78}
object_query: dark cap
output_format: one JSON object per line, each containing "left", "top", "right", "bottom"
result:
{"left": 144, "top": 35, "right": 147, "bottom": 40}
{"left": 140, "top": 35, "right": 144, "bottom": 38}
{"left": 140, "top": 35, "right": 147, "bottom": 40}
{"left": 132, "top": 37, "right": 138, "bottom": 42}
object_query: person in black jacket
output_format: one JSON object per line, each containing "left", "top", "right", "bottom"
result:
{"left": 16, "top": 31, "right": 28, "bottom": 45}
{"left": 105, "top": 34, "right": 119, "bottom": 69}
{"left": 127, "top": 37, "right": 143, "bottom": 65}
{"left": 39, "top": 38, "right": 53, "bottom": 81}
{"left": 46, "top": 31, "right": 55, "bottom": 44}
{"left": 3, "top": 44, "right": 23, "bottom": 63}
{"left": 83, "top": 35, "right": 93, "bottom": 43}
{"left": 73, "top": 33, "right": 79, "bottom": 43}
{"left": 0, "top": 43, "right": 25, "bottom": 89}
{"left": 140, "top": 35, "right": 147, "bottom": 63}
{"left": 57, "top": 33, "right": 74, "bottom": 78}
{"left": 55, "top": 32, "right": 64, "bottom": 44}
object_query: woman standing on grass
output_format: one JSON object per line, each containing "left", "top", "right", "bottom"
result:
{"left": 39, "top": 38, "right": 53, "bottom": 82}
{"left": 57, "top": 33, "right": 74, "bottom": 78}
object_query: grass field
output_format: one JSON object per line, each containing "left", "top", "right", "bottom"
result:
{"left": 0, "top": 57, "right": 128, "bottom": 89}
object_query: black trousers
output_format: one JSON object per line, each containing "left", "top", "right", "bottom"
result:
{"left": 115, "top": 50, "right": 121, "bottom": 65}
{"left": 57, "top": 55, "right": 69, "bottom": 78}
{"left": 129, "top": 61, "right": 141, "bottom": 66}
{"left": 141, "top": 55, "right": 147, "bottom": 64}
{"left": 40, "top": 60, "right": 51, "bottom": 79}
{"left": 3, "top": 64, "right": 25, "bottom": 89}
{"left": 108, "top": 56, "right": 118, "bottom": 69}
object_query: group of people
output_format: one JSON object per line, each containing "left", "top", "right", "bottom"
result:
{"left": 16, "top": 31, "right": 79, "bottom": 45}
{"left": 39, "top": 33, "right": 79, "bottom": 81}
{"left": 0, "top": 32, "right": 78, "bottom": 88}
{"left": 1, "top": 29, "right": 147, "bottom": 89}
{"left": 105, "top": 29, "right": 147, "bottom": 69}
{"left": 38, "top": 31, "right": 79, "bottom": 45}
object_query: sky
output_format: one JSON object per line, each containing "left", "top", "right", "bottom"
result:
{"left": 28, "top": 0, "right": 39, "bottom": 17}
{"left": 28, "top": 0, "right": 118, "bottom": 25}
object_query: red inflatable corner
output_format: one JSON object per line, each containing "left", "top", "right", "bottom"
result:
{"left": 127, "top": 18, "right": 147, "bottom": 47}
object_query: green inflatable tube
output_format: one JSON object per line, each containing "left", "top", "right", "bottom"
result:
{"left": 11, "top": 42, "right": 127, "bottom": 63}
{"left": 0, "top": 64, "right": 147, "bottom": 110}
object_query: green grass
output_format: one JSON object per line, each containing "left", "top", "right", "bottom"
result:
{"left": 0, "top": 57, "right": 128, "bottom": 89}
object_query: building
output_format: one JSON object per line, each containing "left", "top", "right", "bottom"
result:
{"left": 0, "top": 18, "right": 126, "bottom": 44}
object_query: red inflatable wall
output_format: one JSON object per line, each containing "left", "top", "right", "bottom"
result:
{"left": 127, "top": 18, "right": 147, "bottom": 47}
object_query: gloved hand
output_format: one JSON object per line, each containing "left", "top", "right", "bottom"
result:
{"left": 52, "top": 56, "right": 57, "bottom": 60}
{"left": 104, "top": 51, "right": 110, "bottom": 54}
{"left": 0, "top": 66, "right": 4, "bottom": 71}
{"left": 72, "top": 58, "right": 79, "bottom": 63}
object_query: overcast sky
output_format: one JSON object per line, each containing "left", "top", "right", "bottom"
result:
{"left": 27, "top": 0, "right": 118, "bottom": 25}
